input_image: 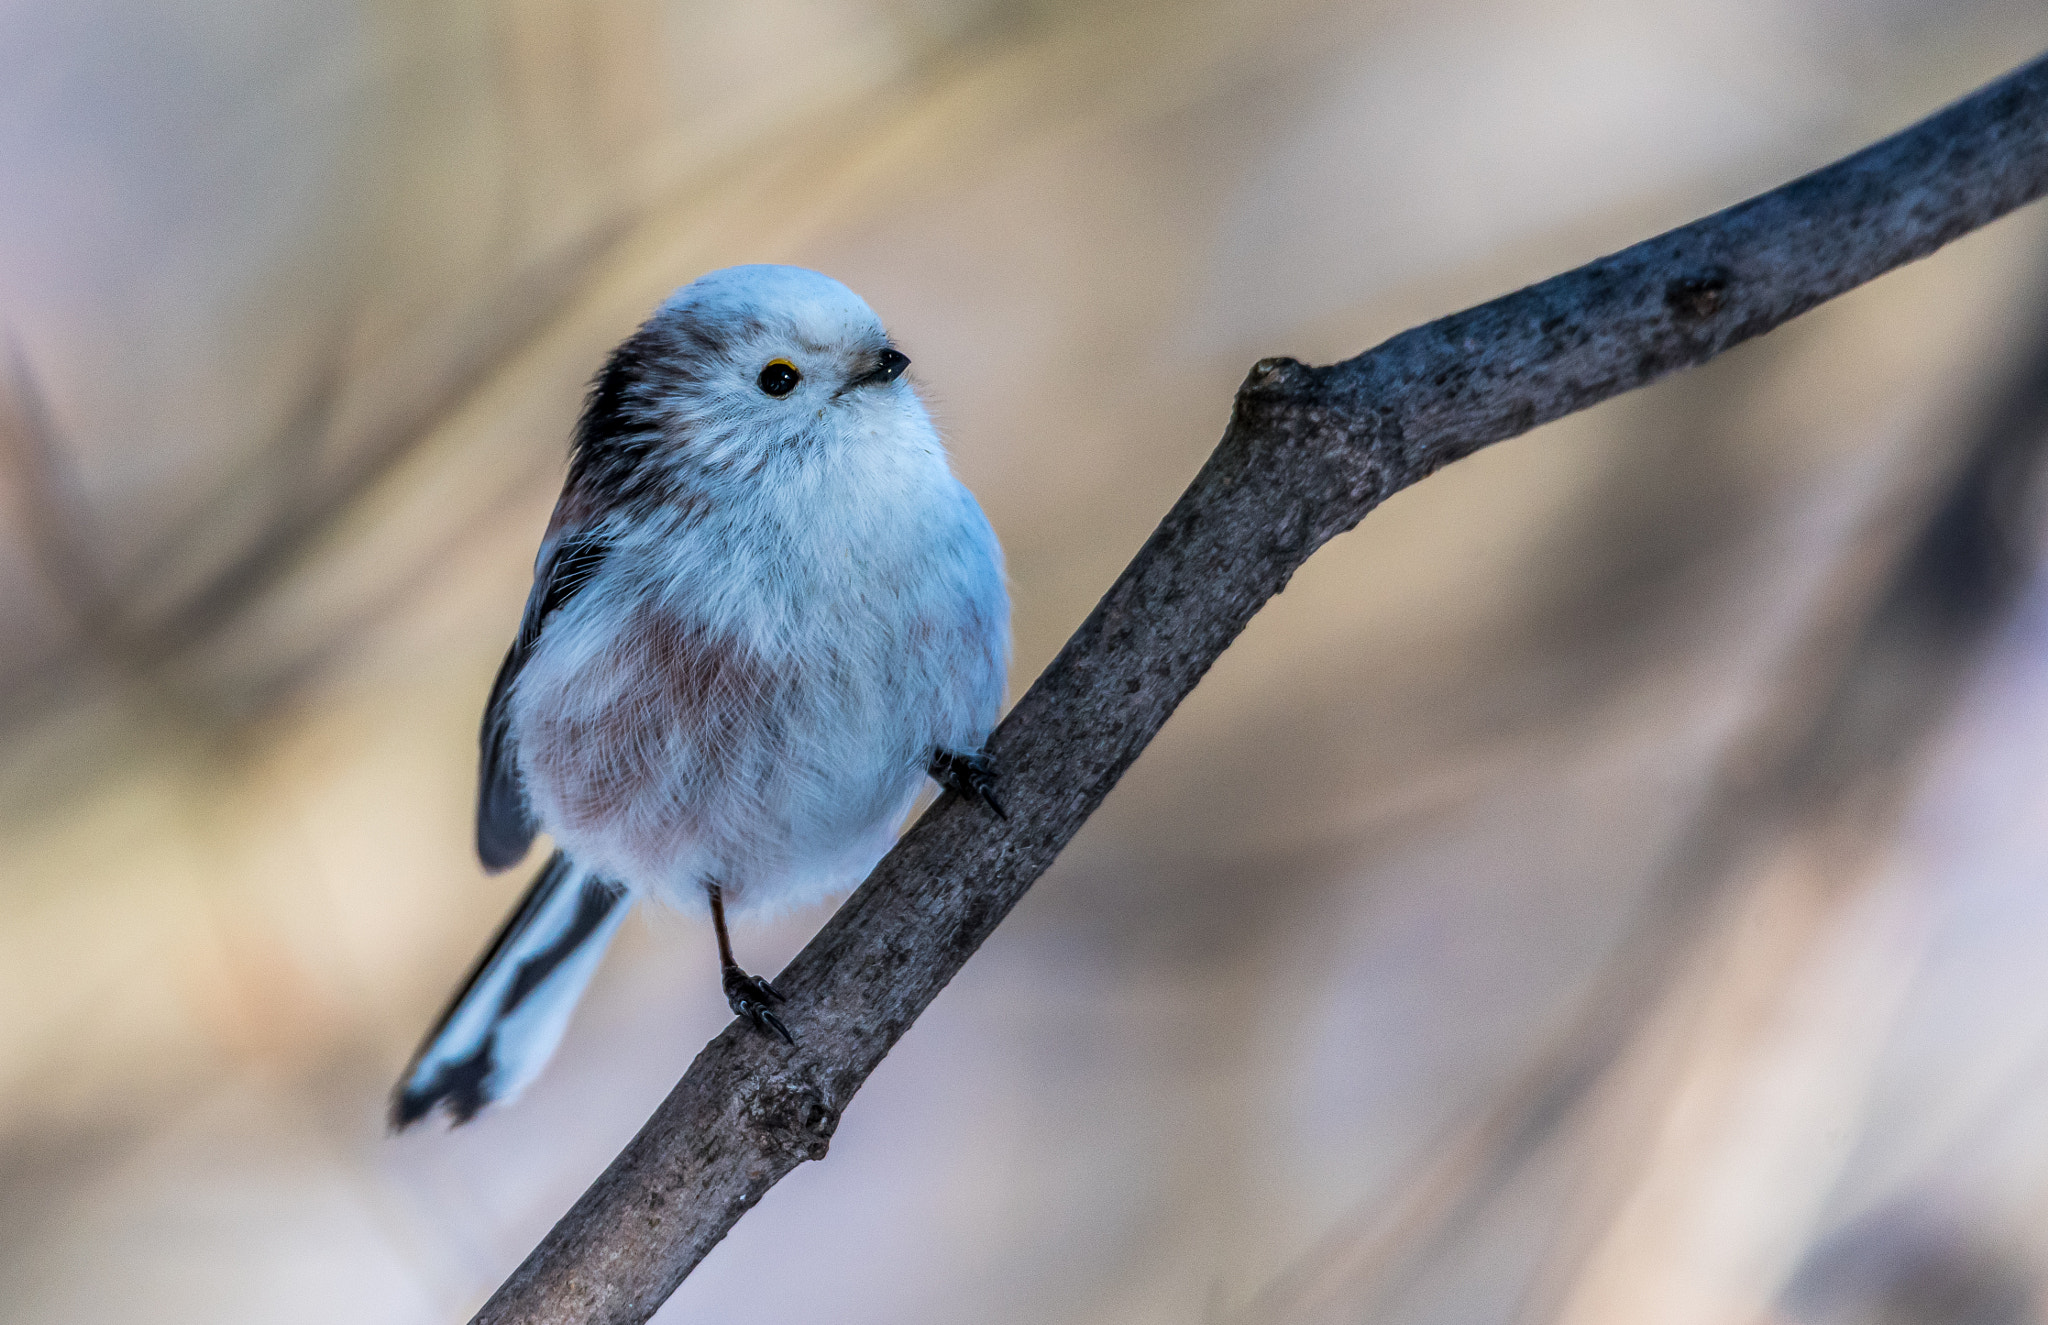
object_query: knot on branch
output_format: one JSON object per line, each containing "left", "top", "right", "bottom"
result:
{"left": 1664, "top": 267, "right": 1732, "bottom": 321}
{"left": 742, "top": 1074, "right": 839, "bottom": 1162}
{"left": 1244, "top": 356, "right": 1305, "bottom": 391}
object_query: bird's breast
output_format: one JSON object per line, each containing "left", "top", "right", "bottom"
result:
{"left": 514, "top": 600, "right": 780, "bottom": 839}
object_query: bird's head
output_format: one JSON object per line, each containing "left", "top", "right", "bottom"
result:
{"left": 568, "top": 265, "right": 932, "bottom": 506}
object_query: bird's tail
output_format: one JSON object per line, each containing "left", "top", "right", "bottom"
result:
{"left": 392, "top": 851, "right": 630, "bottom": 1128}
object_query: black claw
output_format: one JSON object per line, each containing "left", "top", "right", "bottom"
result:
{"left": 756, "top": 1007, "right": 795, "bottom": 1045}
{"left": 930, "top": 748, "right": 1007, "bottom": 820}
{"left": 724, "top": 968, "right": 795, "bottom": 1044}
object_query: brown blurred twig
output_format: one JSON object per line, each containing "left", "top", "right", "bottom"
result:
{"left": 473, "top": 50, "right": 2048, "bottom": 1325}
{"left": 0, "top": 341, "right": 136, "bottom": 658}
{"left": 0, "top": 222, "right": 621, "bottom": 734}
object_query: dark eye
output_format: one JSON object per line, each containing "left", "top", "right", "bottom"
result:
{"left": 757, "top": 359, "right": 800, "bottom": 397}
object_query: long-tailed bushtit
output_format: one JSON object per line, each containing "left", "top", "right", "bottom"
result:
{"left": 393, "top": 265, "right": 1009, "bottom": 1127}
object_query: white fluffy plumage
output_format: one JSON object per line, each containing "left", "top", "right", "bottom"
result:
{"left": 394, "top": 266, "right": 1009, "bottom": 1126}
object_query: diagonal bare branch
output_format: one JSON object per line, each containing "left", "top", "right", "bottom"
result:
{"left": 470, "top": 49, "right": 2048, "bottom": 1325}
{"left": 1235, "top": 249, "right": 2048, "bottom": 1325}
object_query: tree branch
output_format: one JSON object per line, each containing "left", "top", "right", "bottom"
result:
{"left": 1236, "top": 247, "right": 2048, "bottom": 1325}
{"left": 471, "top": 50, "right": 2048, "bottom": 1325}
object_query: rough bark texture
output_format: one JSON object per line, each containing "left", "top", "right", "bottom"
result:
{"left": 472, "top": 50, "right": 2048, "bottom": 1325}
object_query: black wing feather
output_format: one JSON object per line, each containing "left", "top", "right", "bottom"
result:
{"left": 475, "top": 534, "right": 610, "bottom": 871}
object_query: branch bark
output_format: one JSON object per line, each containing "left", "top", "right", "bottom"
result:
{"left": 471, "top": 50, "right": 2048, "bottom": 1325}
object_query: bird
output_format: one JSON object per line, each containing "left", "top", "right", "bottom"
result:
{"left": 392, "top": 264, "right": 1010, "bottom": 1128}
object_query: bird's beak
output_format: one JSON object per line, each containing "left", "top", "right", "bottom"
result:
{"left": 855, "top": 348, "right": 910, "bottom": 387}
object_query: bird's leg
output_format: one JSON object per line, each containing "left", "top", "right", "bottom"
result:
{"left": 707, "top": 882, "right": 792, "bottom": 1045}
{"left": 929, "top": 747, "right": 1006, "bottom": 820}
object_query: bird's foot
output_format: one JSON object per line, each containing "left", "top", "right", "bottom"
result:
{"left": 929, "top": 747, "right": 1007, "bottom": 820}
{"left": 723, "top": 966, "right": 793, "bottom": 1044}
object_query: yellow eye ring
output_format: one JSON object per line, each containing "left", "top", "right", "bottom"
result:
{"left": 757, "top": 359, "right": 801, "bottom": 397}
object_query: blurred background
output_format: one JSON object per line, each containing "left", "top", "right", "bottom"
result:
{"left": 6, "top": 2, "right": 2048, "bottom": 1322}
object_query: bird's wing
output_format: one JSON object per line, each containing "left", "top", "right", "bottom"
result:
{"left": 475, "top": 519, "right": 610, "bottom": 871}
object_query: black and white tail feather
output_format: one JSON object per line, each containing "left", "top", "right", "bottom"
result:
{"left": 392, "top": 852, "right": 629, "bottom": 1128}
